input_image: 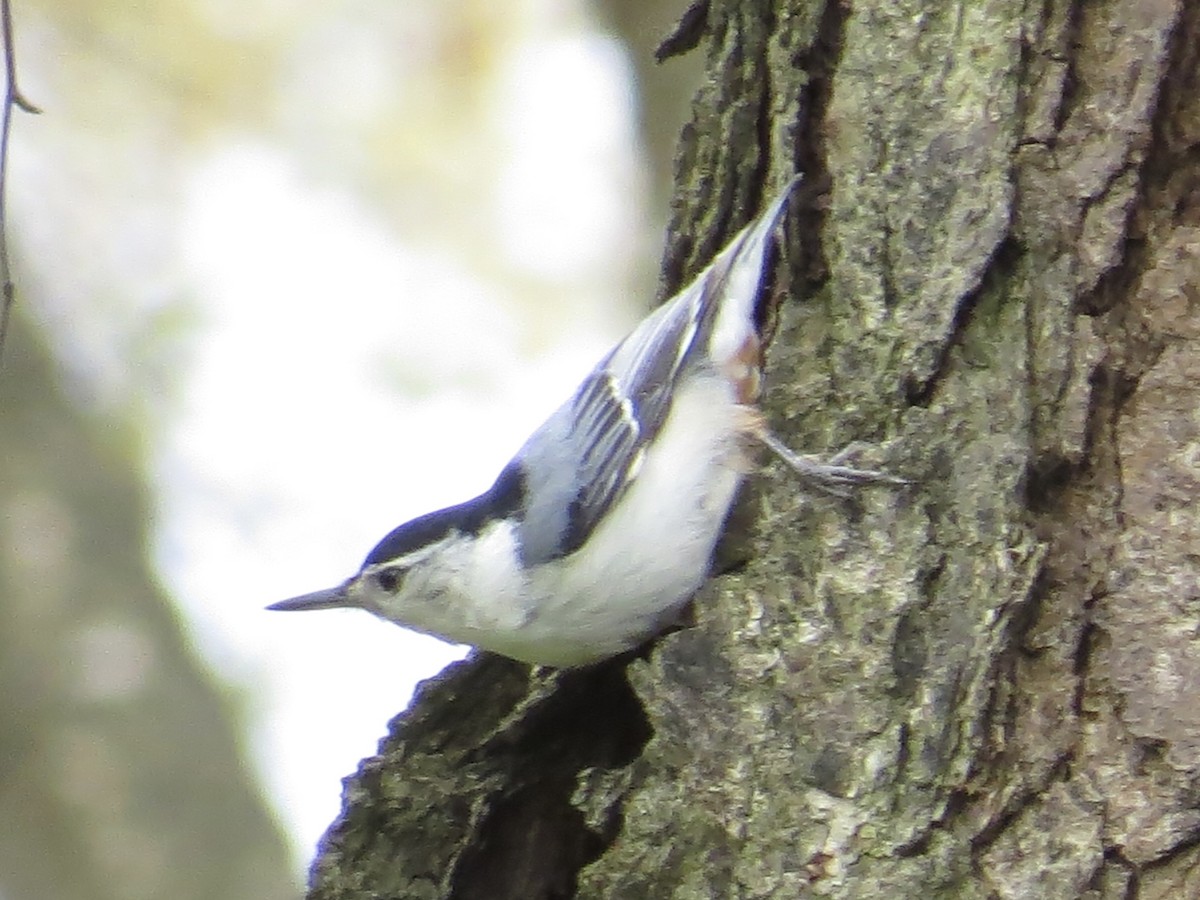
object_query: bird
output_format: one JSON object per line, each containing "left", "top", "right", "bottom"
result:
{"left": 268, "top": 176, "right": 902, "bottom": 667}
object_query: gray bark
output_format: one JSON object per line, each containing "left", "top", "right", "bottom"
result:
{"left": 305, "top": 0, "right": 1200, "bottom": 897}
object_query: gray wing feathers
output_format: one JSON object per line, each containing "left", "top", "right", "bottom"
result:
{"left": 512, "top": 306, "right": 698, "bottom": 565}
{"left": 514, "top": 178, "right": 798, "bottom": 564}
{"left": 561, "top": 372, "right": 645, "bottom": 554}
{"left": 558, "top": 290, "right": 709, "bottom": 554}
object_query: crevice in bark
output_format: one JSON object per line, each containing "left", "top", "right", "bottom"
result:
{"left": 905, "top": 235, "right": 1023, "bottom": 408}
{"left": 1024, "top": 342, "right": 1114, "bottom": 505}
{"left": 894, "top": 786, "right": 969, "bottom": 858}
{"left": 787, "top": 0, "right": 847, "bottom": 293}
{"left": 448, "top": 663, "right": 652, "bottom": 899}
{"left": 1083, "top": 1, "right": 1197, "bottom": 322}
{"left": 1050, "top": 0, "right": 1086, "bottom": 139}
{"left": 448, "top": 784, "right": 605, "bottom": 900}
{"left": 1071, "top": 595, "right": 1102, "bottom": 711}
{"left": 1101, "top": 847, "right": 1140, "bottom": 900}
{"left": 969, "top": 753, "right": 1073, "bottom": 854}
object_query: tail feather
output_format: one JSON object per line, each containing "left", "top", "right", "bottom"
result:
{"left": 703, "top": 175, "right": 801, "bottom": 367}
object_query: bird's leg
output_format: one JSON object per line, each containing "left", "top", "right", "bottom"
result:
{"left": 755, "top": 430, "right": 908, "bottom": 498}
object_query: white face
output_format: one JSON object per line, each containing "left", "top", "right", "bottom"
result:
{"left": 349, "top": 533, "right": 465, "bottom": 635}
{"left": 347, "top": 520, "right": 531, "bottom": 650}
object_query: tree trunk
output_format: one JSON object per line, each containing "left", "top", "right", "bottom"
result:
{"left": 305, "top": 0, "right": 1200, "bottom": 896}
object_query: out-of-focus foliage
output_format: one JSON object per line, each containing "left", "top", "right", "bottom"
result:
{"left": 0, "top": 314, "right": 296, "bottom": 899}
{"left": 17, "top": 0, "right": 649, "bottom": 414}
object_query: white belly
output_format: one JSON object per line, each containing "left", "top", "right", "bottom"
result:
{"left": 490, "top": 372, "right": 749, "bottom": 665}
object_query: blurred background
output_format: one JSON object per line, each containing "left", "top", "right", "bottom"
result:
{"left": 0, "top": 0, "right": 702, "bottom": 895}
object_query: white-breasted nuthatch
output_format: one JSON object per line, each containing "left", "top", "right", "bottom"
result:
{"left": 268, "top": 177, "right": 901, "bottom": 666}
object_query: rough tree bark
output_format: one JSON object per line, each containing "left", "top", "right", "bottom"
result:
{"left": 304, "top": 1, "right": 1200, "bottom": 897}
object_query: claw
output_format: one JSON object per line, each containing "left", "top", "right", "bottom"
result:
{"left": 758, "top": 431, "right": 908, "bottom": 498}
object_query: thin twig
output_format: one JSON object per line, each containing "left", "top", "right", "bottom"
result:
{"left": 0, "top": 0, "right": 41, "bottom": 369}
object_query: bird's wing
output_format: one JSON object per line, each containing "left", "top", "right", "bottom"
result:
{"left": 518, "top": 179, "right": 798, "bottom": 562}
{"left": 557, "top": 303, "right": 697, "bottom": 555}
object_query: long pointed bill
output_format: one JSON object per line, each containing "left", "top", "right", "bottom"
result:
{"left": 267, "top": 583, "right": 355, "bottom": 612}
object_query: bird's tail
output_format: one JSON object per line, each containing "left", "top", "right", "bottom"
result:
{"left": 702, "top": 174, "right": 801, "bottom": 367}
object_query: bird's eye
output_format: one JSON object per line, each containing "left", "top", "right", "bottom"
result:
{"left": 375, "top": 569, "right": 401, "bottom": 592}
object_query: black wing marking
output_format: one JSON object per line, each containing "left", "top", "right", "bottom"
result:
{"left": 558, "top": 293, "right": 703, "bottom": 555}
{"left": 559, "top": 371, "right": 644, "bottom": 554}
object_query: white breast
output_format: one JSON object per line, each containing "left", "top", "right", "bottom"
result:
{"left": 489, "top": 370, "right": 749, "bottom": 665}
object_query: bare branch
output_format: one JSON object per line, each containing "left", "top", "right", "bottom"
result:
{"left": 0, "top": 0, "right": 41, "bottom": 369}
